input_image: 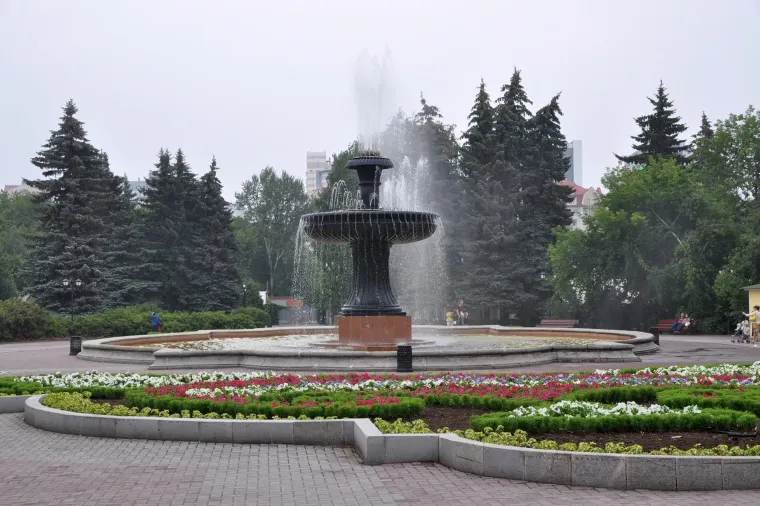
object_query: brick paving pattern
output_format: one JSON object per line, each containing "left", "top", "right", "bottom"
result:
{"left": 2, "top": 414, "right": 759, "bottom": 505}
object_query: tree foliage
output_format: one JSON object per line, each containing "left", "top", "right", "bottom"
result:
{"left": 22, "top": 100, "right": 117, "bottom": 313}
{"left": 615, "top": 81, "right": 692, "bottom": 165}
{"left": 235, "top": 167, "right": 307, "bottom": 295}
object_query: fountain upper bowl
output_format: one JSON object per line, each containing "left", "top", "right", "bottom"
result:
{"left": 301, "top": 210, "right": 438, "bottom": 244}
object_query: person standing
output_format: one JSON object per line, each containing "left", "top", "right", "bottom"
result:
{"left": 744, "top": 305, "right": 760, "bottom": 341}
{"left": 455, "top": 299, "right": 466, "bottom": 325}
{"left": 150, "top": 312, "right": 162, "bottom": 333}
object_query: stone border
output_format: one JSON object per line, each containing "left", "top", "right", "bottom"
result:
{"left": 22, "top": 395, "right": 758, "bottom": 491}
{"left": 77, "top": 326, "right": 658, "bottom": 371}
{"left": 0, "top": 395, "right": 31, "bottom": 413}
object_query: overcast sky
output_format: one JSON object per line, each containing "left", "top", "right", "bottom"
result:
{"left": 1, "top": 0, "right": 758, "bottom": 199}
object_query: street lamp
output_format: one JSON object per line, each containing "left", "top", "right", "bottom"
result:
{"left": 242, "top": 283, "right": 248, "bottom": 307}
{"left": 63, "top": 278, "right": 83, "bottom": 355}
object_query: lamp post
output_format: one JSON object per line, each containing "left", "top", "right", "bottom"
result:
{"left": 63, "top": 278, "right": 83, "bottom": 355}
{"left": 242, "top": 283, "right": 248, "bottom": 307}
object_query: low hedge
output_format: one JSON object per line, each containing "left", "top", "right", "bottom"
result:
{"left": 125, "top": 389, "right": 424, "bottom": 419}
{"left": 657, "top": 386, "right": 760, "bottom": 416}
{"left": 421, "top": 393, "right": 542, "bottom": 411}
{"left": 0, "top": 377, "right": 125, "bottom": 397}
{"left": 569, "top": 386, "right": 659, "bottom": 404}
{"left": 0, "top": 300, "right": 271, "bottom": 341}
{"left": 471, "top": 407, "right": 758, "bottom": 433}
{"left": 51, "top": 305, "right": 271, "bottom": 338}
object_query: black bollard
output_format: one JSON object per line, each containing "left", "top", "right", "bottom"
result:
{"left": 69, "top": 335, "right": 82, "bottom": 356}
{"left": 397, "top": 344, "right": 413, "bottom": 373}
{"left": 649, "top": 328, "right": 660, "bottom": 345}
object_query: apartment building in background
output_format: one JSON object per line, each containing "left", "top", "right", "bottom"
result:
{"left": 564, "top": 140, "right": 582, "bottom": 185}
{"left": 305, "top": 151, "right": 331, "bottom": 195}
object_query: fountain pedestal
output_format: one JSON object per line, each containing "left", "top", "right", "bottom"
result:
{"left": 336, "top": 314, "right": 412, "bottom": 349}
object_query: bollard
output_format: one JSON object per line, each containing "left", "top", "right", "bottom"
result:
{"left": 69, "top": 335, "right": 82, "bottom": 356}
{"left": 397, "top": 344, "right": 413, "bottom": 373}
{"left": 648, "top": 328, "right": 660, "bottom": 345}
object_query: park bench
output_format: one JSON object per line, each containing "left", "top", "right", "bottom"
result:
{"left": 538, "top": 318, "right": 579, "bottom": 328}
{"left": 650, "top": 318, "right": 697, "bottom": 334}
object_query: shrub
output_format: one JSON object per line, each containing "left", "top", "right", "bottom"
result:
{"left": 0, "top": 299, "right": 51, "bottom": 342}
{"left": 471, "top": 406, "right": 758, "bottom": 433}
{"left": 262, "top": 302, "right": 280, "bottom": 325}
{"left": 125, "top": 389, "right": 424, "bottom": 419}
{"left": 569, "top": 386, "right": 659, "bottom": 404}
{"left": 657, "top": 386, "right": 760, "bottom": 416}
{"left": 48, "top": 305, "right": 271, "bottom": 339}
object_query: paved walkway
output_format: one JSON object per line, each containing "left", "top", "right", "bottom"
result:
{"left": 2, "top": 334, "right": 760, "bottom": 376}
{"left": 1, "top": 414, "right": 759, "bottom": 505}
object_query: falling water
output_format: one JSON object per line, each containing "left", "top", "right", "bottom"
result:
{"left": 381, "top": 156, "right": 447, "bottom": 324}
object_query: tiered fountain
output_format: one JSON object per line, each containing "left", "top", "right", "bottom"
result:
{"left": 300, "top": 153, "right": 438, "bottom": 349}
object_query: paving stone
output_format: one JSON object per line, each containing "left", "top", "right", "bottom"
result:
{"left": 2, "top": 414, "right": 759, "bottom": 505}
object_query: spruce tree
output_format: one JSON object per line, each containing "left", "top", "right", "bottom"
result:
{"left": 693, "top": 111, "right": 715, "bottom": 142}
{"left": 519, "top": 94, "right": 575, "bottom": 323}
{"left": 138, "top": 148, "right": 188, "bottom": 308}
{"left": 101, "top": 167, "right": 151, "bottom": 307}
{"left": 615, "top": 81, "right": 691, "bottom": 165}
{"left": 186, "top": 157, "right": 241, "bottom": 310}
{"left": 457, "top": 71, "right": 531, "bottom": 320}
{"left": 460, "top": 79, "right": 495, "bottom": 176}
{"left": 492, "top": 69, "right": 533, "bottom": 185}
{"left": 22, "top": 100, "right": 112, "bottom": 313}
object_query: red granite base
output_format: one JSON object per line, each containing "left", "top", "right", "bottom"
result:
{"left": 336, "top": 315, "right": 412, "bottom": 347}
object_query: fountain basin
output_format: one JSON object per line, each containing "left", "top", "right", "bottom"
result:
{"left": 76, "top": 326, "right": 660, "bottom": 371}
{"left": 301, "top": 210, "right": 438, "bottom": 244}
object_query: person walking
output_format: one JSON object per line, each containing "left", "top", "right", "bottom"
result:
{"left": 150, "top": 312, "right": 162, "bottom": 333}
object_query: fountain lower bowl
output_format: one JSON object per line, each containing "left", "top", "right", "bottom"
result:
{"left": 301, "top": 210, "right": 438, "bottom": 244}
{"left": 77, "top": 326, "right": 660, "bottom": 371}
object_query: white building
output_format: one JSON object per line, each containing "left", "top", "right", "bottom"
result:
{"left": 564, "top": 140, "right": 582, "bottom": 184}
{"left": 560, "top": 180, "right": 601, "bottom": 230}
{"left": 2, "top": 183, "right": 39, "bottom": 195}
{"left": 305, "top": 151, "right": 331, "bottom": 195}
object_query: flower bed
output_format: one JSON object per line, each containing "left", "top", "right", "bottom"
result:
{"left": 12, "top": 363, "right": 760, "bottom": 456}
{"left": 11, "top": 361, "right": 760, "bottom": 395}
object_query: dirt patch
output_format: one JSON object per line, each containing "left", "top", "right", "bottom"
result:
{"left": 414, "top": 406, "right": 488, "bottom": 431}
{"left": 532, "top": 430, "right": 760, "bottom": 452}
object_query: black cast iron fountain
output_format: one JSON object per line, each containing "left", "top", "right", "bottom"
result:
{"left": 301, "top": 153, "right": 438, "bottom": 344}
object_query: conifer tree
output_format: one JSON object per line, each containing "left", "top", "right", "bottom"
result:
{"left": 518, "top": 94, "right": 575, "bottom": 323}
{"left": 139, "top": 148, "right": 194, "bottom": 308}
{"left": 492, "top": 69, "right": 533, "bottom": 186}
{"left": 22, "top": 100, "right": 112, "bottom": 313}
{"left": 693, "top": 111, "right": 715, "bottom": 143}
{"left": 458, "top": 71, "right": 531, "bottom": 320}
{"left": 460, "top": 79, "right": 495, "bottom": 176}
{"left": 615, "top": 81, "right": 691, "bottom": 165}
{"left": 101, "top": 166, "right": 150, "bottom": 307}
{"left": 186, "top": 157, "right": 241, "bottom": 310}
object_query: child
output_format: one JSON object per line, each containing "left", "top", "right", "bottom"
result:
{"left": 445, "top": 311, "right": 455, "bottom": 326}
